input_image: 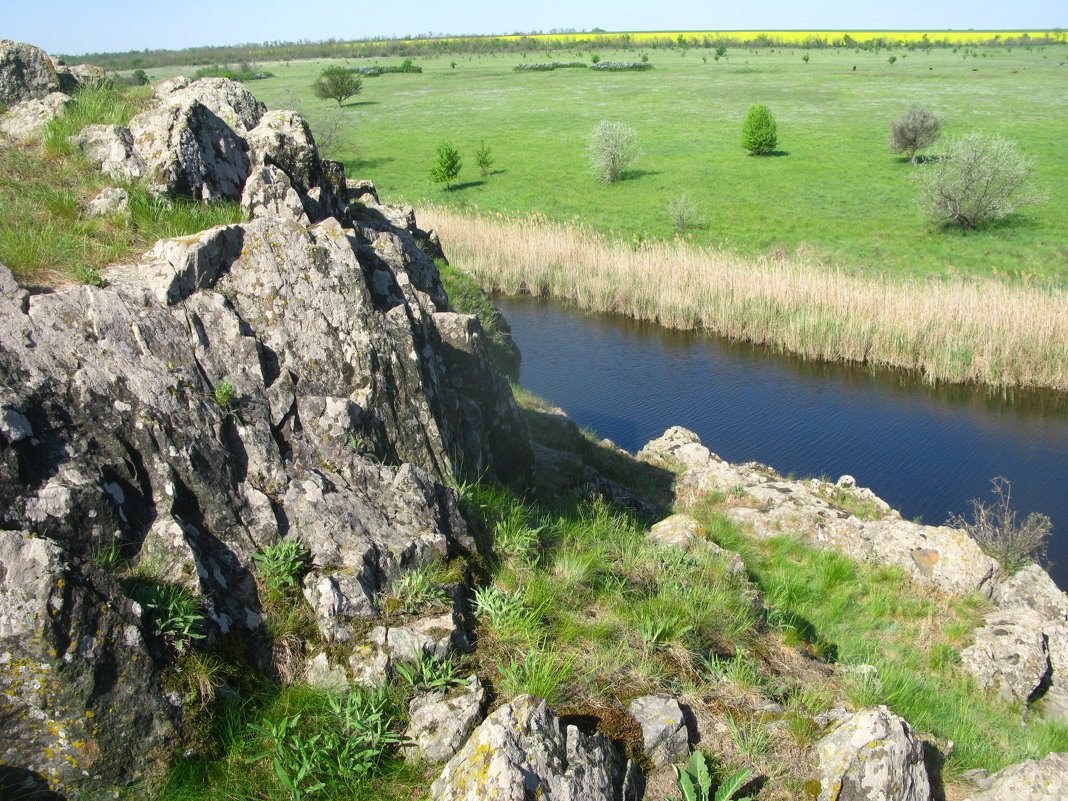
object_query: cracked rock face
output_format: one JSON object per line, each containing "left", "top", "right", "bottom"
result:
{"left": 628, "top": 694, "right": 689, "bottom": 767}
{"left": 0, "top": 40, "right": 62, "bottom": 104}
{"left": 430, "top": 694, "right": 639, "bottom": 801}
{"left": 0, "top": 180, "right": 530, "bottom": 794}
{"left": 0, "top": 91, "right": 70, "bottom": 143}
{"left": 404, "top": 675, "right": 486, "bottom": 764}
{"left": 815, "top": 705, "right": 929, "bottom": 801}
{"left": 962, "top": 752, "right": 1068, "bottom": 801}
{"left": 961, "top": 608, "right": 1052, "bottom": 705}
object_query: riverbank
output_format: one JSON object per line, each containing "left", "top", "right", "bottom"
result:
{"left": 421, "top": 205, "right": 1068, "bottom": 392}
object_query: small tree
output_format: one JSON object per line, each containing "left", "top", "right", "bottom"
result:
{"left": 740, "top": 105, "right": 778, "bottom": 155}
{"left": 475, "top": 140, "right": 494, "bottom": 176}
{"left": 312, "top": 66, "right": 362, "bottom": 107}
{"left": 916, "top": 133, "right": 1043, "bottom": 229}
{"left": 586, "top": 121, "right": 641, "bottom": 184}
{"left": 429, "top": 142, "right": 462, "bottom": 189}
{"left": 889, "top": 105, "right": 944, "bottom": 164}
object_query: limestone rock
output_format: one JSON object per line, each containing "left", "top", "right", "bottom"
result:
{"left": 638, "top": 427, "right": 997, "bottom": 597}
{"left": 246, "top": 109, "right": 321, "bottom": 194}
{"left": 648, "top": 513, "right": 707, "bottom": 551}
{"left": 0, "top": 91, "right": 70, "bottom": 142}
{"left": 305, "top": 652, "right": 349, "bottom": 692}
{"left": 430, "top": 694, "right": 638, "bottom": 801}
{"left": 87, "top": 186, "right": 129, "bottom": 217}
{"left": 0, "top": 40, "right": 61, "bottom": 104}
{"left": 816, "top": 705, "right": 929, "bottom": 801}
{"left": 628, "top": 694, "right": 689, "bottom": 767}
{"left": 962, "top": 752, "right": 1068, "bottom": 801}
{"left": 993, "top": 564, "right": 1068, "bottom": 623}
{"left": 157, "top": 76, "right": 265, "bottom": 133}
{"left": 241, "top": 164, "right": 309, "bottom": 224}
{"left": 69, "top": 124, "right": 147, "bottom": 181}
{"left": 404, "top": 675, "right": 486, "bottom": 763}
{"left": 961, "top": 608, "right": 1051, "bottom": 705}
{"left": 349, "top": 611, "right": 469, "bottom": 684}
{"left": 0, "top": 532, "right": 179, "bottom": 794}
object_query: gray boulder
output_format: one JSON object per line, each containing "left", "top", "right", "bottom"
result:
{"left": 961, "top": 608, "right": 1052, "bottom": 705}
{"left": 0, "top": 40, "right": 61, "bottom": 104}
{"left": 245, "top": 109, "right": 321, "bottom": 193}
{"left": 993, "top": 564, "right": 1068, "bottom": 623}
{"left": 348, "top": 611, "right": 469, "bottom": 684}
{"left": 241, "top": 164, "right": 309, "bottom": 224}
{"left": 0, "top": 91, "right": 70, "bottom": 142}
{"left": 87, "top": 186, "right": 129, "bottom": 217}
{"left": 430, "top": 694, "right": 639, "bottom": 801}
{"left": 628, "top": 694, "right": 689, "bottom": 767}
{"left": 962, "top": 752, "right": 1068, "bottom": 801}
{"left": 815, "top": 705, "right": 929, "bottom": 801}
{"left": 404, "top": 675, "right": 486, "bottom": 763}
{"left": 69, "top": 124, "right": 147, "bottom": 181}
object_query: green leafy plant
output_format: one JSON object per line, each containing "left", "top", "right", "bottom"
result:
{"left": 472, "top": 584, "right": 529, "bottom": 628}
{"left": 394, "top": 653, "right": 460, "bottom": 693}
{"left": 429, "top": 141, "right": 463, "bottom": 189}
{"left": 741, "top": 104, "right": 778, "bottom": 155}
{"left": 670, "top": 751, "right": 753, "bottom": 801}
{"left": 128, "top": 581, "right": 205, "bottom": 652}
{"left": 74, "top": 265, "right": 106, "bottom": 286}
{"left": 254, "top": 537, "right": 309, "bottom": 593}
{"left": 389, "top": 565, "right": 448, "bottom": 614}
{"left": 212, "top": 380, "right": 237, "bottom": 409}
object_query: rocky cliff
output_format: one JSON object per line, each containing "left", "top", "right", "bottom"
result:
{"left": 1, "top": 46, "right": 532, "bottom": 797}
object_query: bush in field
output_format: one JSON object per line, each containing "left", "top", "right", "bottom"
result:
{"left": 312, "top": 66, "right": 362, "bottom": 106}
{"left": 949, "top": 477, "right": 1051, "bottom": 573}
{"left": 586, "top": 121, "right": 641, "bottom": 184}
{"left": 740, "top": 105, "right": 778, "bottom": 155}
{"left": 916, "top": 134, "right": 1043, "bottom": 229}
{"left": 889, "top": 105, "right": 944, "bottom": 164}
{"left": 429, "top": 142, "right": 463, "bottom": 189}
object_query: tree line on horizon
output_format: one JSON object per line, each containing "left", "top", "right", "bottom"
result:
{"left": 59, "top": 29, "right": 1065, "bottom": 71}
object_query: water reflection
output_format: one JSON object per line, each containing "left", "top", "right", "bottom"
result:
{"left": 497, "top": 295, "right": 1068, "bottom": 588}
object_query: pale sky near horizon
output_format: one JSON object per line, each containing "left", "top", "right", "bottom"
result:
{"left": 4, "top": 0, "right": 1066, "bottom": 56}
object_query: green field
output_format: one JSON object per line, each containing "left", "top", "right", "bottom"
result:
{"left": 148, "top": 45, "right": 1068, "bottom": 283}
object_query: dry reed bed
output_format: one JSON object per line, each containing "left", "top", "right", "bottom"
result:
{"left": 421, "top": 206, "right": 1068, "bottom": 392}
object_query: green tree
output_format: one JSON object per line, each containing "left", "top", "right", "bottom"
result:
{"left": 475, "top": 140, "right": 495, "bottom": 176}
{"left": 740, "top": 105, "right": 778, "bottom": 155}
{"left": 311, "top": 66, "right": 362, "bottom": 107}
{"left": 429, "top": 142, "right": 463, "bottom": 189}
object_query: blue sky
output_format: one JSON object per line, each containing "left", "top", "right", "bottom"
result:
{"left": 5, "top": 0, "right": 1065, "bottom": 55}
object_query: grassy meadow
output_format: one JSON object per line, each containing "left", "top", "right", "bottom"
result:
{"left": 157, "top": 43, "right": 1068, "bottom": 285}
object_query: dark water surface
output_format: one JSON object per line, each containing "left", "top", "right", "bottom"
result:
{"left": 495, "top": 295, "right": 1068, "bottom": 589}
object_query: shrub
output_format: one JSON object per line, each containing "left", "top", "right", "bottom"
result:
{"left": 889, "top": 105, "right": 944, "bottom": 164}
{"left": 949, "top": 476, "right": 1051, "bottom": 574}
{"left": 666, "top": 195, "right": 702, "bottom": 232}
{"left": 917, "top": 134, "right": 1044, "bottom": 229}
{"left": 311, "top": 66, "right": 362, "bottom": 106}
{"left": 586, "top": 121, "right": 641, "bottom": 184}
{"left": 429, "top": 142, "right": 463, "bottom": 189}
{"left": 475, "top": 140, "right": 494, "bottom": 176}
{"left": 741, "top": 105, "right": 778, "bottom": 155}
{"left": 589, "top": 61, "right": 653, "bottom": 71}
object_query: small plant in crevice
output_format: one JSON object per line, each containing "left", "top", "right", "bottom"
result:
{"left": 127, "top": 580, "right": 206, "bottom": 652}
{"left": 253, "top": 536, "right": 309, "bottom": 593}
{"left": 394, "top": 652, "right": 460, "bottom": 693}
{"left": 388, "top": 564, "right": 448, "bottom": 615}
{"left": 74, "top": 265, "right": 106, "bottom": 287}
{"left": 212, "top": 380, "right": 237, "bottom": 410}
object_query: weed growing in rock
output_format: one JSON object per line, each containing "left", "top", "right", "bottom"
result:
{"left": 127, "top": 581, "right": 206, "bottom": 652}
{"left": 394, "top": 654, "right": 460, "bottom": 693}
{"left": 387, "top": 564, "right": 448, "bottom": 614}
{"left": 254, "top": 537, "right": 309, "bottom": 593}
{"left": 949, "top": 476, "right": 1051, "bottom": 573}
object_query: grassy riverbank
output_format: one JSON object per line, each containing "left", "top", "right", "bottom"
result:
{"left": 422, "top": 206, "right": 1068, "bottom": 392}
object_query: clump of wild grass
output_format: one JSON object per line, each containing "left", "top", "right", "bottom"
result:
{"left": 421, "top": 206, "right": 1068, "bottom": 391}
{"left": 949, "top": 476, "right": 1051, "bottom": 574}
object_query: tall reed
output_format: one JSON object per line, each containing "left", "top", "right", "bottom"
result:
{"left": 421, "top": 206, "right": 1068, "bottom": 392}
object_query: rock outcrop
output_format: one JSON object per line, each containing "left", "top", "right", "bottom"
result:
{"left": 429, "top": 694, "right": 639, "bottom": 801}
{"left": 639, "top": 427, "right": 998, "bottom": 596}
{"left": 815, "top": 705, "right": 930, "bottom": 801}
{"left": 404, "top": 675, "right": 487, "bottom": 764}
{"left": 0, "top": 91, "right": 70, "bottom": 142}
{"left": 0, "top": 72, "right": 533, "bottom": 793}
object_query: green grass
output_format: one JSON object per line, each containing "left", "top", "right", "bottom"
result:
{"left": 0, "top": 85, "right": 246, "bottom": 289}
{"left": 204, "top": 45, "right": 1068, "bottom": 284}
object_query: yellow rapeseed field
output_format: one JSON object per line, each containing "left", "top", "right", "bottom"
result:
{"left": 444, "top": 29, "right": 1061, "bottom": 46}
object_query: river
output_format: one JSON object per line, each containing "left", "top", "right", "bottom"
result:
{"left": 495, "top": 295, "right": 1068, "bottom": 589}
